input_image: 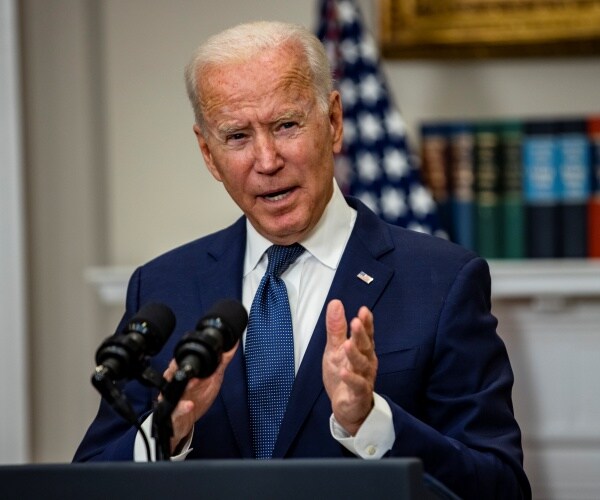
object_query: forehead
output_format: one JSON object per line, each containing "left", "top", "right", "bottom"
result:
{"left": 198, "top": 44, "right": 315, "bottom": 121}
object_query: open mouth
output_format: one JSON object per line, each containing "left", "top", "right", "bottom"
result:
{"left": 262, "top": 187, "right": 294, "bottom": 202}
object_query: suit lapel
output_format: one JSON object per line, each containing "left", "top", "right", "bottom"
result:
{"left": 273, "top": 198, "right": 396, "bottom": 457}
{"left": 194, "top": 217, "right": 254, "bottom": 457}
{"left": 193, "top": 218, "right": 246, "bottom": 311}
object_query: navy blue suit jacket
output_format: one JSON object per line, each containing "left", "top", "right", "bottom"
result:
{"left": 74, "top": 198, "right": 530, "bottom": 499}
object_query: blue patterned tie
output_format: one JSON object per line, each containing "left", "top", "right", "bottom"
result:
{"left": 245, "top": 244, "right": 305, "bottom": 459}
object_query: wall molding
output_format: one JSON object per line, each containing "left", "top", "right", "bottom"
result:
{"left": 86, "top": 260, "right": 600, "bottom": 306}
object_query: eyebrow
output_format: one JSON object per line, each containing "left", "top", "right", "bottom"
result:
{"left": 275, "top": 109, "right": 307, "bottom": 122}
{"left": 216, "top": 123, "right": 246, "bottom": 136}
{"left": 215, "top": 108, "right": 310, "bottom": 137}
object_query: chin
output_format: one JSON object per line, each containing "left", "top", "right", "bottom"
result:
{"left": 263, "top": 221, "right": 310, "bottom": 244}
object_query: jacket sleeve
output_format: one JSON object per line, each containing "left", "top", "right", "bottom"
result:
{"left": 384, "top": 257, "right": 531, "bottom": 500}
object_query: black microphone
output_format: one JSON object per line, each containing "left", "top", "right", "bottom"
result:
{"left": 93, "top": 302, "right": 176, "bottom": 382}
{"left": 174, "top": 299, "right": 248, "bottom": 379}
{"left": 92, "top": 302, "right": 176, "bottom": 425}
{"left": 152, "top": 299, "right": 246, "bottom": 460}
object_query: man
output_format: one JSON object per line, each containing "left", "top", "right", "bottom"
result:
{"left": 74, "top": 21, "right": 530, "bottom": 499}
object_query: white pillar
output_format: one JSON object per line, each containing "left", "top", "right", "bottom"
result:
{"left": 0, "top": 0, "right": 29, "bottom": 464}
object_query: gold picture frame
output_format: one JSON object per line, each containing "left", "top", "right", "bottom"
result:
{"left": 380, "top": 0, "right": 600, "bottom": 59}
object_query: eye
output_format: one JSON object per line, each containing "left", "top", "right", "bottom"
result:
{"left": 278, "top": 121, "right": 298, "bottom": 132}
{"left": 226, "top": 132, "right": 247, "bottom": 142}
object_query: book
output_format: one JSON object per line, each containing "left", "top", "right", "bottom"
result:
{"left": 522, "top": 120, "right": 561, "bottom": 258}
{"left": 473, "top": 121, "right": 502, "bottom": 259}
{"left": 420, "top": 123, "right": 453, "bottom": 240}
{"left": 448, "top": 122, "right": 476, "bottom": 251}
{"left": 556, "top": 119, "right": 590, "bottom": 257}
{"left": 498, "top": 120, "right": 526, "bottom": 259}
{"left": 588, "top": 116, "right": 600, "bottom": 258}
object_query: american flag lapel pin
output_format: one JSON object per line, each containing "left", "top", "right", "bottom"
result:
{"left": 357, "top": 271, "right": 374, "bottom": 284}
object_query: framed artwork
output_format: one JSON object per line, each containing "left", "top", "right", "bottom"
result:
{"left": 379, "top": 0, "right": 600, "bottom": 58}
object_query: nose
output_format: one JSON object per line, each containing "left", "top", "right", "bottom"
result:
{"left": 253, "top": 132, "right": 282, "bottom": 174}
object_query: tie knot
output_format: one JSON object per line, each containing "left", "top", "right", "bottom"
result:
{"left": 266, "top": 244, "right": 304, "bottom": 278}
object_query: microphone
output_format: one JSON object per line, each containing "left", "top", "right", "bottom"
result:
{"left": 91, "top": 302, "right": 176, "bottom": 425}
{"left": 93, "top": 302, "right": 176, "bottom": 382}
{"left": 174, "top": 299, "right": 248, "bottom": 379}
{"left": 153, "top": 299, "right": 246, "bottom": 460}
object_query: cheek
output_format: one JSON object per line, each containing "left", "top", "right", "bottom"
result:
{"left": 210, "top": 152, "right": 250, "bottom": 188}
{"left": 303, "top": 141, "right": 333, "bottom": 180}
{"left": 220, "top": 169, "right": 248, "bottom": 196}
{"left": 308, "top": 126, "right": 334, "bottom": 160}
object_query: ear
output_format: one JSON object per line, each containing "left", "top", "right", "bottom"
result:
{"left": 193, "top": 123, "right": 222, "bottom": 182}
{"left": 329, "top": 91, "right": 344, "bottom": 154}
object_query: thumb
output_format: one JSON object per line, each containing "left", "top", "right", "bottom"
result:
{"left": 326, "top": 299, "right": 347, "bottom": 348}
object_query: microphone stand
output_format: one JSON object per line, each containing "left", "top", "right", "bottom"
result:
{"left": 152, "top": 367, "right": 193, "bottom": 461}
{"left": 91, "top": 367, "right": 139, "bottom": 425}
{"left": 91, "top": 361, "right": 171, "bottom": 462}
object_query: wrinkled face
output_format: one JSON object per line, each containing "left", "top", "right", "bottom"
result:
{"left": 193, "top": 43, "right": 343, "bottom": 245}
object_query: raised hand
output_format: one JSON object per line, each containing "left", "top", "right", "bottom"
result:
{"left": 322, "top": 299, "right": 377, "bottom": 436}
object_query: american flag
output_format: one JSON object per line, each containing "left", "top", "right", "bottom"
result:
{"left": 316, "top": 0, "right": 440, "bottom": 234}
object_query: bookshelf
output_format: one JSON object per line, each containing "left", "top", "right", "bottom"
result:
{"left": 85, "top": 260, "right": 600, "bottom": 307}
{"left": 419, "top": 116, "right": 600, "bottom": 260}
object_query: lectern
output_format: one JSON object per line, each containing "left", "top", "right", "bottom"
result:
{"left": 1, "top": 458, "right": 460, "bottom": 500}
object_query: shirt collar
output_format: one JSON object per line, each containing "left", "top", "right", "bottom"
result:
{"left": 244, "top": 180, "right": 357, "bottom": 276}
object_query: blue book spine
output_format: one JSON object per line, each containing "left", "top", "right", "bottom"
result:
{"left": 556, "top": 119, "right": 590, "bottom": 257}
{"left": 522, "top": 120, "right": 561, "bottom": 258}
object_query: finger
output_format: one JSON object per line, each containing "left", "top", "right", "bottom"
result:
{"left": 170, "top": 399, "right": 196, "bottom": 443}
{"left": 162, "top": 358, "right": 179, "bottom": 382}
{"left": 172, "top": 399, "right": 194, "bottom": 419}
{"left": 349, "top": 316, "right": 373, "bottom": 353}
{"left": 357, "top": 306, "right": 374, "bottom": 339}
{"left": 326, "top": 299, "right": 348, "bottom": 348}
{"left": 343, "top": 339, "right": 377, "bottom": 377}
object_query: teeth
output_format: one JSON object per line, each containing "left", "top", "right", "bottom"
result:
{"left": 265, "top": 190, "right": 290, "bottom": 201}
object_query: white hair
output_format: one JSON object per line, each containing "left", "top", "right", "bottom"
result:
{"left": 184, "top": 21, "right": 333, "bottom": 128}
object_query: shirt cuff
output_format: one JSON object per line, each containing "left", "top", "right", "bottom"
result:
{"left": 134, "top": 413, "right": 194, "bottom": 462}
{"left": 329, "top": 393, "right": 395, "bottom": 459}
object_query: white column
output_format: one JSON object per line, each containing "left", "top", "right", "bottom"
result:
{"left": 0, "top": 0, "right": 29, "bottom": 463}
